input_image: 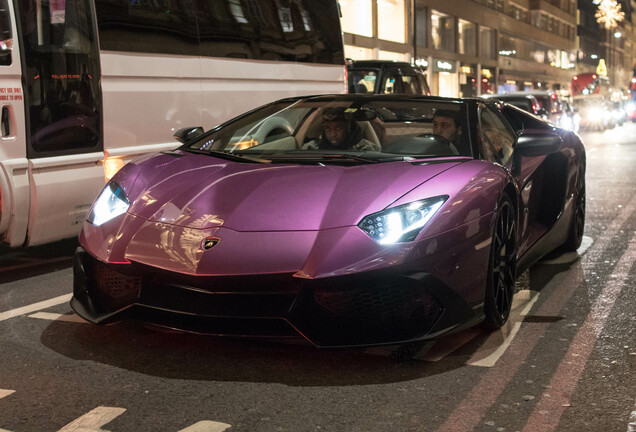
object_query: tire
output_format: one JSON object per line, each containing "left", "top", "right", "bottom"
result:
{"left": 562, "top": 163, "right": 586, "bottom": 251}
{"left": 483, "top": 194, "right": 517, "bottom": 330}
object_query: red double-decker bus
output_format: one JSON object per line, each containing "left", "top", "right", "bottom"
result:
{"left": 571, "top": 73, "right": 611, "bottom": 97}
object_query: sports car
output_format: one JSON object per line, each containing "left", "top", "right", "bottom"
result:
{"left": 71, "top": 95, "right": 586, "bottom": 348}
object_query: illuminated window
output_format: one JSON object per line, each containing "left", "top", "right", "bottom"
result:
{"left": 458, "top": 20, "right": 476, "bottom": 56}
{"left": 480, "top": 26, "right": 495, "bottom": 59}
{"left": 340, "top": 0, "right": 373, "bottom": 37}
{"left": 345, "top": 45, "right": 374, "bottom": 60}
{"left": 431, "top": 10, "right": 455, "bottom": 52}
{"left": 378, "top": 0, "right": 405, "bottom": 43}
{"left": 378, "top": 50, "right": 408, "bottom": 61}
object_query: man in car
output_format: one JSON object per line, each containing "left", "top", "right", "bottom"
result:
{"left": 432, "top": 109, "right": 461, "bottom": 153}
{"left": 303, "top": 107, "right": 381, "bottom": 151}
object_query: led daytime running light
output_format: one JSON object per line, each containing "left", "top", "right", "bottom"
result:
{"left": 358, "top": 196, "right": 448, "bottom": 244}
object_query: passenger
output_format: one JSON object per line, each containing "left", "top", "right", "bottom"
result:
{"left": 303, "top": 107, "right": 381, "bottom": 151}
{"left": 432, "top": 109, "right": 462, "bottom": 152}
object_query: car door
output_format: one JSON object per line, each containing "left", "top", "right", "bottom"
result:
{"left": 495, "top": 104, "right": 568, "bottom": 258}
{"left": 0, "top": 0, "right": 29, "bottom": 246}
{"left": 400, "top": 73, "right": 423, "bottom": 95}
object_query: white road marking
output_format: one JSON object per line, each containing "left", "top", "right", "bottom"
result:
{"left": 178, "top": 421, "right": 232, "bottom": 432}
{"left": 0, "top": 390, "right": 15, "bottom": 431}
{"left": 467, "top": 290, "right": 540, "bottom": 367}
{"left": 541, "top": 236, "right": 594, "bottom": 265}
{"left": 628, "top": 407, "right": 636, "bottom": 432}
{"left": 0, "top": 294, "right": 72, "bottom": 322}
{"left": 0, "top": 389, "right": 15, "bottom": 399}
{"left": 28, "top": 312, "right": 86, "bottom": 324}
{"left": 57, "top": 406, "right": 126, "bottom": 432}
{"left": 522, "top": 234, "right": 636, "bottom": 431}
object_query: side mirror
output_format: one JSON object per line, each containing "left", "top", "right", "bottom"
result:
{"left": 515, "top": 131, "right": 562, "bottom": 156}
{"left": 173, "top": 126, "right": 204, "bottom": 143}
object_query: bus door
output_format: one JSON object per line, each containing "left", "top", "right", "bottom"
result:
{"left": 0, "top": 0, "right": 28, "bottom": 247}
{"left": 10, "top": 0, "right": 104, "bottom": 246}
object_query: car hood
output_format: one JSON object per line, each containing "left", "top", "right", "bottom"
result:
{"left": 125, "top": 153, "right": 464, "bottom": 231}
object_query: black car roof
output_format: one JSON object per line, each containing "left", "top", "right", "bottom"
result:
{"left": 347, "top": 60, "right": 416, "bottom": 69}
{"left": 484, "top": 94, "right": 537, "bottom": 101}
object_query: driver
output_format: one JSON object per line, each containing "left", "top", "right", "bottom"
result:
{"left": 432, "top": 109, "right": 462, "bottom": 153}
{"left": 303, "top": 107, "right": 381, "bottom": 151}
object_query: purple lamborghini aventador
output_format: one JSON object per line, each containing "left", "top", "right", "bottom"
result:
{"left": 72, "top": 95, "right": 586, "bottom": 347}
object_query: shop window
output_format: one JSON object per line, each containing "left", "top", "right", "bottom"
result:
{"left": 431, "top": 10, "right": 455, "bottom": 53}
{"left": 340, "top": 0, "right": 373, "bottom": 37}
{"left": 378, "top": 0, "right": 405, "bottom": 43}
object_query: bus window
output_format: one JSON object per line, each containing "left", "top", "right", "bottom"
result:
{"left": 16, "top": 0, "right": 102, "bottom": 157}
{"left": 94, "top": 0, "right": 344, "bottom": 65}
{"left": 0, "top": 0, "right": 11, "bottom": 66}
{"left": 94, "top": 0, "right": 199, "bottom": 56}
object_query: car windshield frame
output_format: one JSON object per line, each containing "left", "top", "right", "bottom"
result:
{"left": 182, "top": 97, "right": 475, "bottom": 164}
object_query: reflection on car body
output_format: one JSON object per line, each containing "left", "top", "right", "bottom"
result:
{"left": 481, "top": 93, "right": 547, "bottom": 119}
{"left": 72, "top": 95, "right": 586, "bottom": 348}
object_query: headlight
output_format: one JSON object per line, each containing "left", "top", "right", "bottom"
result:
{"left": 87, "top": 181, "right": 130, "bottom": 226}
{"left": 587, "top": 108, "right": 603, "bottom": 118}
{"left": 358, "top": 196, "right": 448, "bottom": 244}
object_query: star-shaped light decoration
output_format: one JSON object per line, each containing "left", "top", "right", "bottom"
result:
{"left": 595, "top": 0, "right": 625, "bottom": 30}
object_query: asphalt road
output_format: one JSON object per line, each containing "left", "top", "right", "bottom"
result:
{"left": 0, "top": 124, "right": 635, "bottom": 432}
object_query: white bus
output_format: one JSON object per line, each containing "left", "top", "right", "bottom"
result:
{"left": 0, "top": 0, "right": 346, "bottom": 247}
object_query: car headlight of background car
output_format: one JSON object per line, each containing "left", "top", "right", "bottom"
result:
{"left": 358, "top": 196, "right": 448, "bottom": 244}
{"left": 87, "top": 181, "right": 130, "bottom": 226}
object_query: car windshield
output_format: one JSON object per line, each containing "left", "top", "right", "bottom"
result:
{"left": 184, "top": 98, "right": 472, "bottom": 164}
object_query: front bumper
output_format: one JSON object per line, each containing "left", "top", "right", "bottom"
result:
{"left": 71, "top": 248, "right": 481, "bottom": 347}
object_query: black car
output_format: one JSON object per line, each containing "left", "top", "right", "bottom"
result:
{"left": 482, "top": 93, "right": 548, "bottom": 119}
{"left": 347, "top": 60, "right": 431, "bottom": 96}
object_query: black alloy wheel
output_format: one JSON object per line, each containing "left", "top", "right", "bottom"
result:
{"left": 562, "top": 163, "right": 586, "bottom": 251}
{"left": 484, "top": 195, "right": 517, "bottom": 329}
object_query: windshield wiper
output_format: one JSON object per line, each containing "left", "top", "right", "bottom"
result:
{"left": 185, "top": 148, "right": 271, "bottom": 164}
{"left": 318, "top": 153, "right": 379, "bottom": 163}
{"left": 263, "top": 151, "right": 413, "bottom": 164}
{"left": 261, "top": 151, "right": 379, "bottom": 164}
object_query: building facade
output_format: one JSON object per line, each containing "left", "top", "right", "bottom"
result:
{"left": 339, "top": 0, "right": 634, "bottom": 96}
